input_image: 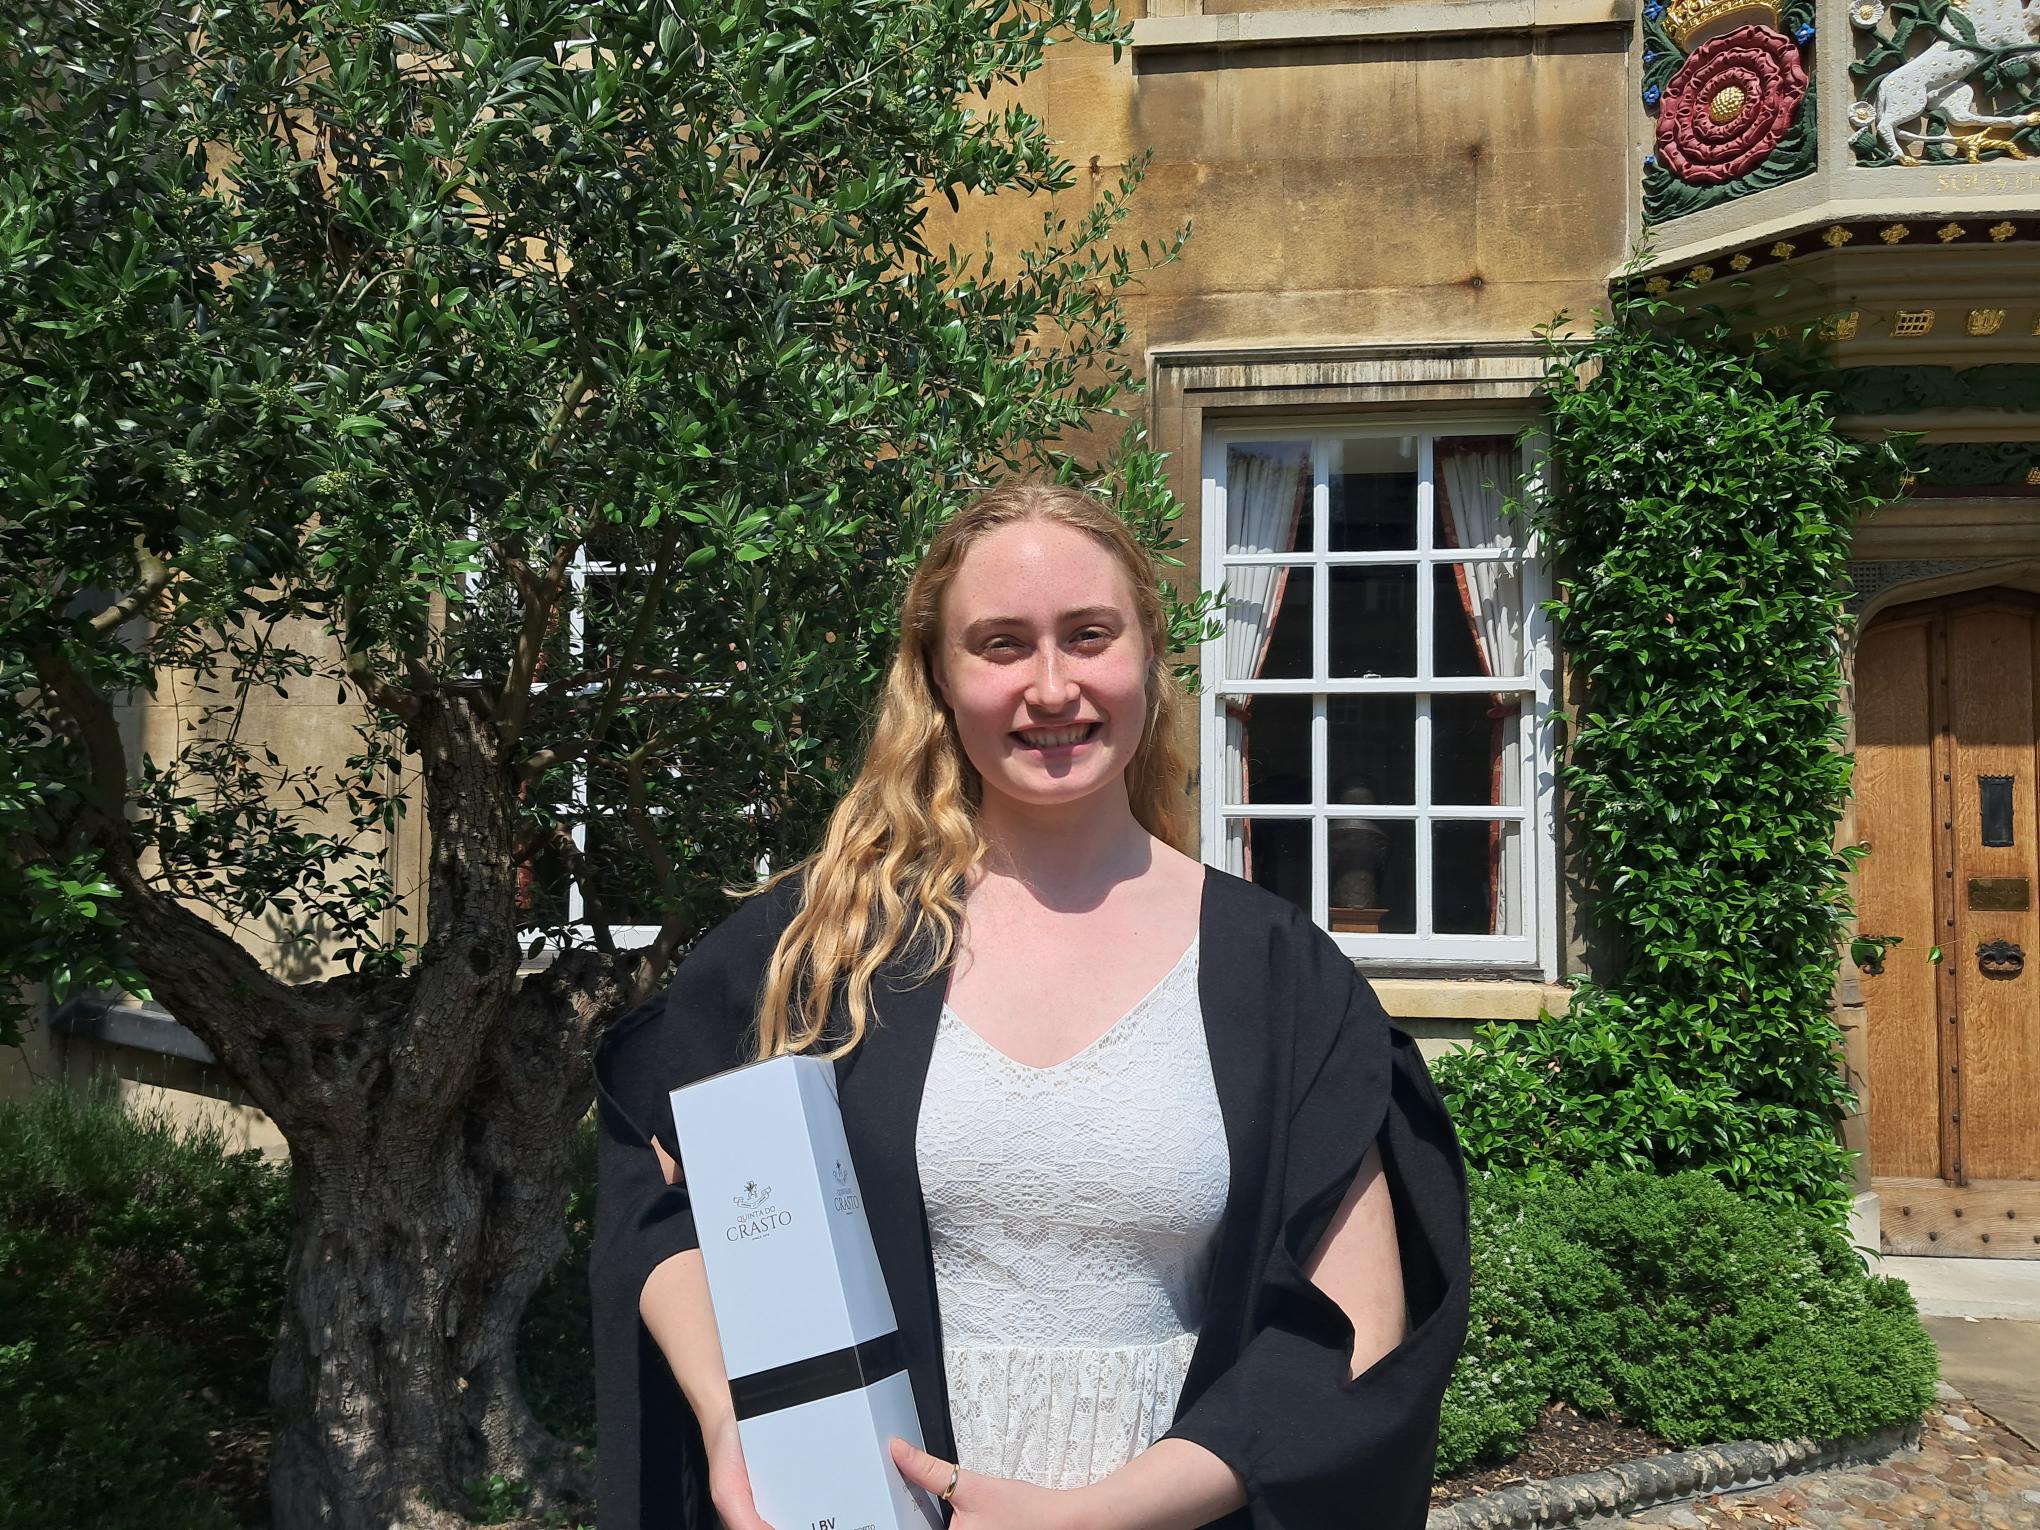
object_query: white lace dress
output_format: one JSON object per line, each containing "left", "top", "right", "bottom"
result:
{"left": 914, "top": 938, "right": 1231, "bottom": 1490}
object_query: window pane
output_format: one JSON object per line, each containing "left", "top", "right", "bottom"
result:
{"left": 1222, "top": 817, "right": 1311, "bottom": 919}
{"left": 1433, "top": 819, "right": 1525, "bottom": 937}
{"left": 1330, "top": 435, "right": 1418, "bottom": 551}
{"left": 1329, "top": 817, "right": 1414, "bottom": 934}
{"left": 1327, "top": 693, "right": 1414, "bottom": 806}
{"left": 1432, "top": 562, "right": 1525, "bottom": 680}
{"left": 1224, "top": 564, "right": 1313, "bottom": 681}
{"left": 1433, "top": 435, "right": 1522, "bottom": 553}
{"left": 1225, "top": 441, "right": 1313, "bottom": 554}
{"left": 1432, "top": 693, "right": 1524, "bottom": 807}
{"left": 1218, "top": 694, "right": 1312, "bottom": 805}
{"left": 1329, "top": 565, "right": 1416, "bottom": 677}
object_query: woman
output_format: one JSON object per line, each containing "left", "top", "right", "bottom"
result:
{"left": 591, "top": 485, "right": 1470, "bottom": 1530}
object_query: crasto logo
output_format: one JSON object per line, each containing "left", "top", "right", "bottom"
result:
{"left": 728, "top": 1180, "right": 793, "bottom": 1242}
{"left": 831, "top": 1159, "right": 861, "bottom": 1217}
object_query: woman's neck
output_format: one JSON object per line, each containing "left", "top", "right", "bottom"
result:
{"left": 972, "top": 787, "right": 1154, "bottom": 911}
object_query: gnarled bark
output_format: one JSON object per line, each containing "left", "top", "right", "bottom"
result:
{"left": 67, "top": 685, "right": 656, "bottom": 1529}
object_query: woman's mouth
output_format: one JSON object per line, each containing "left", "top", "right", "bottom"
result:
{"left": 1011, "top": 722, "right": 1100, "bottom": 752}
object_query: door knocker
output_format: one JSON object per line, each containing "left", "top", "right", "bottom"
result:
{"left": 1976, "top": 939, "right": 2025, "bottom": 980}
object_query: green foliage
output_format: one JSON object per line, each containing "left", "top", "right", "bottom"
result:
{"left": 0, "top": 0, "right": 1201, "bottom": 1003}
{"left": 1435, "top": 289, "right": 1903, "bottom": 1220}
{"left": 0, "top": 1087, "right": 289, "bottom": 1530}
{"left": 1437, "top": 1170, "right": 1939, "bottom": 1475}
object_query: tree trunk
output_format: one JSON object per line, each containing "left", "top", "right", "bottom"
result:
{"left": 255, "top": 698, "right": 634, "bottom": 1528}
{"left": 266, "top": 1011, "right": 596, "bottom": 1529}
{"left": 89, "top": 691, "right": 656, "bottom": 1528}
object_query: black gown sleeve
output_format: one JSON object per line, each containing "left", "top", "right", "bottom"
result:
{"left": 589, "top": 881, "right": 799, "bottom": 1530}
{"left": 1163, "top": 973, "right": 1471, "bottom": 1529}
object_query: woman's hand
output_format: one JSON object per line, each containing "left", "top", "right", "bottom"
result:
{"left": 704, "top": 1417, "right": 776, "bottom": 1530}
{"left": 889, "top": 1438, "right": 1094, "bottom": 1530}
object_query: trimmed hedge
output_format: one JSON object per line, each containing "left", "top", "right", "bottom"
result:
{"left": 1439, "top": 1168, "right": 1940, "bottom": 1474}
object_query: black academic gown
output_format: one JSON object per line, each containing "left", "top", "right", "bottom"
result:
{"left": 590, "top": 864, "right": 1470, "bottom": 1530}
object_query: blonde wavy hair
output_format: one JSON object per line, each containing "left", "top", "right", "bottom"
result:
{"left": 744, "top": 482, "right": 1197, "bottom": 1060}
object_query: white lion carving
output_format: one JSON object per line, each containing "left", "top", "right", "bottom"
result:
{"left": 1854, "top": 0, "right": 2040, "bottom": 164}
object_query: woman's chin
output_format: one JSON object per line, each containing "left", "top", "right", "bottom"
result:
{"left": 984, "top": 762, "right": 1119, "bottom": 810}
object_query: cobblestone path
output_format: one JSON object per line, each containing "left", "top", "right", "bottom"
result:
{"left": 1624, "top": 1401, "right": 2040, "bottom": 1529}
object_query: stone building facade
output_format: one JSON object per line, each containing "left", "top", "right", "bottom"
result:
{"left": 10, "top": 0, "right": 2039, "bottom": 1251}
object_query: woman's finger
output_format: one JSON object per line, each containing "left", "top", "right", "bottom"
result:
{"left": 887, "top": 1436, "right": 959, "bottom": 1500}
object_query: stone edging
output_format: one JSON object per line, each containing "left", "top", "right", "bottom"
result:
{"left": 1426, "top": 1421, "right": 1924, "bottom": 1530}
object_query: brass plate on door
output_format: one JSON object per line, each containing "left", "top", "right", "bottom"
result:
{"left": 1968, "top": 876, "right": 2032, "bottom": 911}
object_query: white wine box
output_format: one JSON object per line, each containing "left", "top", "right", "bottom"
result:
{"left": 670, "top": 1055, "right": 944, "bottom": 1530}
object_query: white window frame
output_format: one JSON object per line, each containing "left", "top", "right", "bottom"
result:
{"left": 1198, "top": 417, "right": 1558, "bottom": 974}
{"left": 559, "top": 548, "right": 667, "bottom": 950}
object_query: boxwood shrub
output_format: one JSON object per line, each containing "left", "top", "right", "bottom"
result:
{"left": 0, "top": 1086, "right": 287, "bottom": 1530}
{"left": 1438, "top": 1167, "right": 1940, "bottom": 1474}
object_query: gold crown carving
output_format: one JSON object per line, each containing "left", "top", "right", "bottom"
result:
{"left": 1663, "top": 0, "right": 1779, "bottom": 48}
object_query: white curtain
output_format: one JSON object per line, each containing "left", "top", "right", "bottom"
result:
{"left": 1219, "top": 447, "right": 1310, "bottom": 877}
{"left": 1436, "top": 441, "right": 1523, "bottom": 936}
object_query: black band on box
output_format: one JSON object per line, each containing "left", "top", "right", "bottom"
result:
{"left": 728, "top": 1330, "right": 908, "bottom": 1420}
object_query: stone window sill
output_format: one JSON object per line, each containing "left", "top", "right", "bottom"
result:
{"left": 1130, "top": 0, "right": 1634, "bottom": 56}
{"left": 1369, "top": 978, "right": 1570, "bottom": 1023}
{"left": 50, "top": 994, "right": 216, "bottom": 1065}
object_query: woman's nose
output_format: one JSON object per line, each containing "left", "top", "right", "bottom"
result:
{"left": 1026, "top": 647, "right": 1075, "bottom": 707}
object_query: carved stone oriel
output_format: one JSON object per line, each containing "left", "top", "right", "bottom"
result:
{"left": 1850, "top": 0, "right": 2040, "bottom": 167}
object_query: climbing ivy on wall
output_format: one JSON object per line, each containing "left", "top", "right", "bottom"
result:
{"left": 1434, "top": 294, "right": 1905, "bottom": 1221}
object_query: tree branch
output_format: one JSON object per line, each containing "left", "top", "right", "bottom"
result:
{"left": 518, "top": 820, "right": 616, "bottom": 956}
{"left": 622, "top": 752, "right": 678, "bottom": 906}
{"left": 85, "top": 535, "right": 173, "bottom": 635}
{"left": 584, "top": 526, "right": 679, "bottom": 749}
{"left": 337, "top": 595, "right": 425, "bottom": 720}
{"left": 514, "top": 738, "right": 587, "bottom": 784}
{"left": 530, "top": 368, "right": 591, "bottom": 476}
{"left": 27, "top": 645, "right": 131, "bottom": 814}
{"left": 491, "top": 536, "right": 578, "bottom": 754}
{"left": 632, "top": 909, "right": 698, "bottom": 1004}
{"left": 26, "top": 645, "right": 351, "bottom": 1124}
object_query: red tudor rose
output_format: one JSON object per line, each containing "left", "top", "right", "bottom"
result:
{"left": 1656, "top": 24, "right": 1809, "bottom": 186}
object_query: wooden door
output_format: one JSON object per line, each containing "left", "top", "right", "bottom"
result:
{"left": 1856, "top": 591, "right": 2040, "bottom": 1256}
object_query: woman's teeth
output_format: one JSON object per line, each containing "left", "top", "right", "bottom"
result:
{"left": 1016, "top": 724, "right": 1094, "bottom": 747}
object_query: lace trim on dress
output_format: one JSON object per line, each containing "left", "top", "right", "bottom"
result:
{"left": 944, "top": 1331, "right": 1201, "bottom": 1490}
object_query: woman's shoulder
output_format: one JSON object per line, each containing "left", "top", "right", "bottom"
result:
{"left": 1201, "top": 863, "right": 1352, "bottom": 972}
{"left": 1199, "top": 865, "right": 1380, "bottom": 1057}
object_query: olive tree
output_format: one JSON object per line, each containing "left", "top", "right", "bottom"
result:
{"left": 0, "top": 1, "right": 1194, "bottom": 1522}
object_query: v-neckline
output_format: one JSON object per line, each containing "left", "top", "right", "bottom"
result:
{"left": 938, "top": 934, "right": 1201, "bottom": 1075}
{"left": 832, "top": 862, "right": 1265, "bottom": 1466}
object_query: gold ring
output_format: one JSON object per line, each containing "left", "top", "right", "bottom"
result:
{"left": 940, "top": 1464, "right": 960, "bottom": 1502}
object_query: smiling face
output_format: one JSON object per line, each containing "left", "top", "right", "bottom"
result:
{"left": 931, "top": 518, "right": 1153, "bottom": 815}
